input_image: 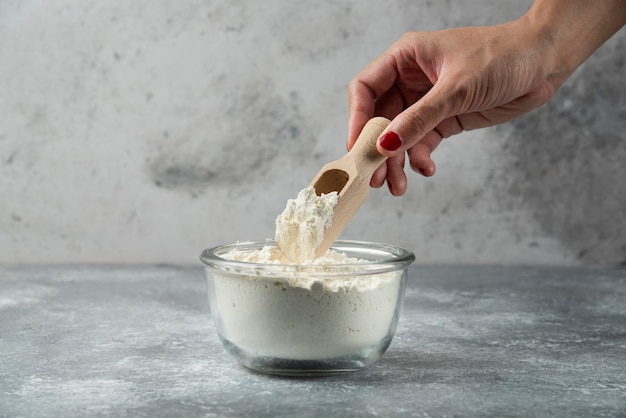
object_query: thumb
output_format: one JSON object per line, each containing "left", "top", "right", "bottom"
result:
{"left": 376, "top": 84, "right": 455, "bottom": 157}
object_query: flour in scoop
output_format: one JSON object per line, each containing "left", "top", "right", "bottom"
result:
{"left": 274, "top": 185, "right": 338, "bottom": 263}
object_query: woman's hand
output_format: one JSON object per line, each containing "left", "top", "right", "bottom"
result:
{"left": 348, "top": 0, "right": 626, "bottom": 196}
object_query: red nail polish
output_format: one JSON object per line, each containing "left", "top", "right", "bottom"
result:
{"left": 379, "top": 131, "right": 402, "bottom": 151}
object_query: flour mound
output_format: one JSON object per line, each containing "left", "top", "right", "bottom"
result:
{"left": 274, "top": 186, "right": 338, "bottom": 263}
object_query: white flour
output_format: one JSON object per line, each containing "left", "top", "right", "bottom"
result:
{"left": 210, "top": 186, "right": 403, "bottom": 360}
{"left": 211, "top": 267, "right": 402, "bottom": 359}
{"left": 274, "top": 185, "right": 338, "bottom": 264}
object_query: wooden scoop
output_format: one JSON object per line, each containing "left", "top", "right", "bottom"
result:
{"left": 311, "top": 116, "right": 391, "bottom": 258}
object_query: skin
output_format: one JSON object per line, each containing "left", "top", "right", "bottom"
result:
{"left": 347, "top": 0, "right": 626, "bottom": 196}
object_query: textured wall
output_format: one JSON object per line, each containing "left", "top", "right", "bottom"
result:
{"left": 1, "top": 0, "right": 625, "bottom": 266}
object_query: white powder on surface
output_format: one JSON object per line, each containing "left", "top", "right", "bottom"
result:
{"left": 274, "top": 185, "right": 338, "bottom": 264}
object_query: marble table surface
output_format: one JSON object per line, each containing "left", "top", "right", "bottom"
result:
{"left": 1, "top": 265, "right": 625, "bottom": 417}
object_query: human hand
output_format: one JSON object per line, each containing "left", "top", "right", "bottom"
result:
{"left": 348, "top": 0, "right": 626, "bottom": 196}
{"left": 347, "top": 20, "right": 560, "bottom": 196}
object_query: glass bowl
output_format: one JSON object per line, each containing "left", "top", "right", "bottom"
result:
{"left": 200, "top": 240, "right": 415, "bottom": 376}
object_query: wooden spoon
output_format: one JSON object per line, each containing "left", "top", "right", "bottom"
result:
{"left": 310, "top": 116, "right": 391, "bottom": 258}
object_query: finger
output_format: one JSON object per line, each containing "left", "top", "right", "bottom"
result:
{"left": 434, "top": 115, "right": 464, "bottom": 139}
{"left": 370, "top": 163, "right": 387, "bottom": 188}
{"left": 376, "top": 80, "right": 457, "bottom": 156}
{"left": 407, "top": 130, "right": 441, "bottom": 177}
{"left": 404, "top": 115, "right": 460, "bottom": 177}
{"left": 385, "top": 153, "right": 407, "bottom": 196}
{"left": 347, "top": 79, "right": 375, "bottom": 151}
{"left": 370, "top": 162, "right": 387, "bottom": 189}
{"left": 350, "top": 85, "right": 406, "bottom": 157}
{"left": 348, "top": 53, "right": 400, "bottom": 149}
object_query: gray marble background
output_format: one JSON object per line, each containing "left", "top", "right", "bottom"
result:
{"left": 1, "top": 0, "right": 625, "bottom": 266}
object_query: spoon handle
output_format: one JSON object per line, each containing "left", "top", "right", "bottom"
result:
{"left": 347, "top": 117, "right": 391, "bottom": 181}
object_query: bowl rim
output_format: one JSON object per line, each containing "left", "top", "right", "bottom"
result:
{"left": 199, "top": 239, "right": 415, "bottom": 278}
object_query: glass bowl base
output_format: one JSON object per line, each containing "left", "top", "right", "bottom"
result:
{"left": 220, "top": 336, "right": 393, "bottom": 377}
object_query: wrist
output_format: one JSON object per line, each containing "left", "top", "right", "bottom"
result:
{"left": 522, "top": 0, "right": 626, "bottom": 81}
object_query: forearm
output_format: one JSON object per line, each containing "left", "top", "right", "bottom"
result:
{"left": 523, "top": 0, "right": 626, "bottom": 83}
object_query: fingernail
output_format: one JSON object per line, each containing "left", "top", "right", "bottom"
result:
{"left": 379, "top": 131, "right": 402, "bottom": 151}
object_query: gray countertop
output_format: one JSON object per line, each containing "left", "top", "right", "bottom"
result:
{"left": 1, "top": 265, "right": 625, "bottom": 417}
